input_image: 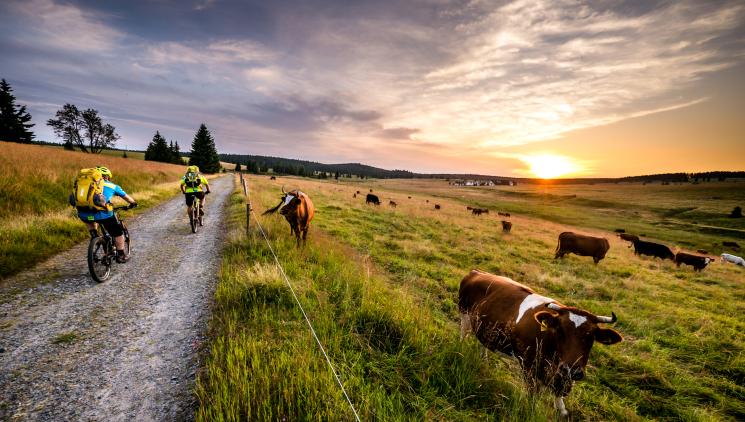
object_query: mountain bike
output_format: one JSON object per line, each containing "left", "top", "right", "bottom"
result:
{"left": 188, "top": 192, "right": 208, "bottom": 233}
{"left": 87, "top": 206, "right": 132, "bottom": 283}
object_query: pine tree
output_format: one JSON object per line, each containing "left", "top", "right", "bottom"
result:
{"left": 235, "top": 162, "right": 242, "bottom": 172}
{"left": 188, "top": 124, "right": 221, "bottom": 173}
{"left": 169, "top": 140, "right": 182, "bottom": 164}
{"left": 144, "top": 131, "right": 170, "bottom": 162}
{"left": 0, "top": 79, "right": 35, "bottom": 143}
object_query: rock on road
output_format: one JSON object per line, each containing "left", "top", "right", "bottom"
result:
{"left": 0, "top": 175, "right": 232, "bottom": 421}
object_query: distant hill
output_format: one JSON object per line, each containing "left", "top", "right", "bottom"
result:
{"left": 220, "top": 153, "right": 745, "bottom": 184}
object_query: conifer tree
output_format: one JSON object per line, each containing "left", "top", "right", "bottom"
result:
{"left": 0, "top": 79, "right": 35, "bottom": 143}
{"left": 144, "top": 131, "right": 170, "bottom": 162}
{"left": 188, "top": 124, "right": 221, "bottom": 173}
{"left": 235, "top": 162, "right": 242, "bottom": 172}
{"left": 169, "top": 140, "right": 182, "bottom": 164}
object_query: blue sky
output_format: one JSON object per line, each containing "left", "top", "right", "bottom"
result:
{"left": 1, "top": 0, "right": 743, "bottom": 176}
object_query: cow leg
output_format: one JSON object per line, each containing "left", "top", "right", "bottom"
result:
{"left": 555, "top": 396, "right": 568, "bottom": 417}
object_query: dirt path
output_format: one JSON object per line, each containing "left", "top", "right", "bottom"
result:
{"left": 0, "top": 176, "right": 232, "bottom": 421}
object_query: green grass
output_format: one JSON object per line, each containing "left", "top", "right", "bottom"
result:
{"left": 52, "top": 331, "right": 79, "bottom": 344}
{"left": 199, "top": 175, "right": 745, "bottom": 421}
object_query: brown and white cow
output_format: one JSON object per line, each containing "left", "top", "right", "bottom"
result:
{"left": 262, "top": 186, "right": 315, "bottom": 246}
{"left": 555, "top": 232, "right": 610, "bottom": 264}
{"left": 459, "top": 269, "right": 622, "bottom": 416}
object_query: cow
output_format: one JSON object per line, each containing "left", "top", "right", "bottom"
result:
{"left": 501, "top": 220, "right": 512, "bottom": 232}
{"left": 674, "top": 252, "right": 712, "bottom": 271}
{"left": 632, "top": 239, "right": 675, "bottom": 261}
{"left": 467, "top": 206, "right": 473, "bottom": 211}
{"left": 269, "top": 176, "right": 276, "bottom": 180}
{"left": 723, "top": 241, "right": 741, "bottom": 250}
{"left": 369, "top": 189, "right": 374, "bottom": 193}
{"left": 408, "top": 196, "right": 412, "bottom": 199}
{"left": 459, "top": 270, "right": 622, "bottom": 417}
{"left": 614, "top": 229, "right": 625, "bottom": 233}
{"left": 554, "top": 232, "right": 610, "bottom": 264}
{"left": 389, "top": 200, "right": 397, "bottom": 208}
{"left": 356, "top": 190, "right": 361, "bottom": 194}
{"left": 498, "top": 212, "right": 511, "bottom": 217}
{"left": 697, "top": 249, "right": 708, "bottom": 255}
{"left": 366, "top": 193, "right": 381, "bottom": 205}
{"left": 472, "top": 208, "right": 486, "bottom": 216}
{"left": 353, "top": 193, "right": 357, "bottom": 198}
{"left": 617, "top": 233, "right": 639, "bottom": 247}
{"left": 434, "top": 204, "right": 441, "bottom": 210}
{"left": 721, "top": 253, "right": 745, "bottom": 266}
{"left": 262, "top": 186, "right": 315, "bottom": 246}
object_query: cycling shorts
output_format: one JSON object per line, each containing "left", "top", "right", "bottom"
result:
{"left": 185, "top": 191, "right": 205, "bottom": 207}
{"left": 95, "top": 216, "right": 124, "bottom": 237}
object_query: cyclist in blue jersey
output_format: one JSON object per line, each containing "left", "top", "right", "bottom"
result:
{"left": 77, "top": 166, "right": 137, "bottom": 263}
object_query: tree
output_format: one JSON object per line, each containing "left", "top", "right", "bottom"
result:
{"left": 144, "top": 131, "right": 170, "bottom": 162}
{"left": 169, "top": 140, "right": 182, "bottom": 164}
{"left": 235, "top": 162, "right": 242, "bottom": 172}
{"left": 730, "top": 206, "right": 743, "bottom": 218}
{"left": 0, "top": 79, "right": 35, "bottom": 143}
{"left": 47, "top": 104, "right": 118, "bottom": 153}
{"left": 188, "top": 123, "right": 221, "bottom": 173}
{"left": 122, "top": 150, "right": 128, "bottom": 158}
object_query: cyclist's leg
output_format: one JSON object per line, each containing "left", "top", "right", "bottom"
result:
{"left": 185, "top": 192, "right": 196, "bottom": 216}
{"left": 197, "top": 191, "right": 206, "bottom": 216}
{"left": 99, "top": 217, "right": 127, "bottom": 262}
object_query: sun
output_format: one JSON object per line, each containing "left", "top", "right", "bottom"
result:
{"left": 525, "top": 154, "right": 578, "bottom": 179}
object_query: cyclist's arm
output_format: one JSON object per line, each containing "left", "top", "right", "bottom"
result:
{"left": 201, "top": 176, "right": 211, "bottom": 193}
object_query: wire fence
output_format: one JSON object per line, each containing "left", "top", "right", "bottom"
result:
{"left": 237, "top": 173, "right": 361, "bottom": 421}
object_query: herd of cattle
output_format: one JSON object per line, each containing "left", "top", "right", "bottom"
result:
{"left": 263, "top": 179, "right": 743, "bottom": 416}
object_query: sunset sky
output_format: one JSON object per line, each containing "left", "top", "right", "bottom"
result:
{"left": 1, "top": 0, "right": 743, "bottom": 177}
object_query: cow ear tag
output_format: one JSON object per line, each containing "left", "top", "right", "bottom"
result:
{"left": 540, "top": 320, "right": 549, "bottom": 332}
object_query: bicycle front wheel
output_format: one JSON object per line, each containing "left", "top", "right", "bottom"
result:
{"left": 122, "top": 222, "right": 131, "bottom": 256}
{"left": 190, "top": 205, "right": 198, "bottom": 233}
{"left": 88, "top": 236, "right": 111, "bottom": 282}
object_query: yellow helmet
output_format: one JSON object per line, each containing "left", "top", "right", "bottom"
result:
{"left": 187, "top": 165, "right": 199, "bottom": 173}
{"left": 96, "top": 166, "right": 112, "bottom": 178}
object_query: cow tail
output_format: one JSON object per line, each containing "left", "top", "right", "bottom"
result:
{"left": 262, "top": 201, "right": 283, "bottom": 215}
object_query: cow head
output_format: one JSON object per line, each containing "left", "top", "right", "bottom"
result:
{"left": 278, "top": 186, "right": 301, "bottom": 216}
{"left": 532, "top": 303, "right": 622, "bottom": 395}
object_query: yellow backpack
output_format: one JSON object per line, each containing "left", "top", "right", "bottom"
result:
{"left": 71, "top": 168, "right": 110, "bottom": 211}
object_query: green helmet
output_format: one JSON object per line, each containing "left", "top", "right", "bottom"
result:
{"left": 96, "top": 166, "right": 112, "bottom": 178}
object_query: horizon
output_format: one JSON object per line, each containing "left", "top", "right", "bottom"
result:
{"left": 1, "top": 0, "right": 744, "bottom": 177}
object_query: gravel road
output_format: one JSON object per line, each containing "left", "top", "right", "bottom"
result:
{"left": 0, "top": 175, "right": 231, "bottom": 421}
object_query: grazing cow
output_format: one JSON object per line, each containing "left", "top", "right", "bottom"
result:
{"left": 497, "top": 212, "right": 511, "bottom": 217}
{"left": 353, "top": 193, "right": 357, "bottom": 198}
{"left": 472, "top": 208, "right": 486, "bottom": 216}
{"left": 614, "top": 229, "right": 625, "bottom": 233}
{"left": 356, "top": 190, "right": 361, "bottom": 194}
{"left": 697, "top": 249, "right": 709, "bottom": 255}
{"left": 434, "top": 204, "right": 441, "bottom": 210}
{"left": 501, "top": 220, "right": 512, "bottom": 232}
{"left": 262, "top": 186, "right": 315, "bottom": 246}
{"left": 721, "top": 253, "right": 745, "bottom": 266}
{"left": 459, "top": 270, "right": 622, "bottom": 417}
{"left": 618, "top": 233, "right": 639, "bottom": 247}
{"left": 467, "top": 206, "right": 473, "bottom": 211}
{"left": 269, "top": 176, "right": 276, "bottom": 180}
{"left": 389, "top": 200, "right": 397, "bottom": 208}
{"left": 408, "top": 196, "right": 412, "bottom": 199}
{"left": 370, "top": 189, "right": 374, "bottom": 193}
{"left": 674, "top": 252, "right": 712, "bottom": 271}
{"left": 723, "top": 241, "right": 741, "bottom": 250}
{"left": 555, "top": 232, "right": 610, "bottom": 264}
{"left": 632, "top": 240, "right": 675, "bottom": 261}
{"left": 366, "top": 193, "right": 381, "bottom": 205}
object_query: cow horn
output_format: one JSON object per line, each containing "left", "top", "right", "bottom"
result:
{"left": 596, "top": 312, "right": 617, "bottom": 323}
{"left": 547, "top": 303, "right": 563, "bottom": 311}
{"left": 281, "top": 185, "right": 286, "bottom": 194}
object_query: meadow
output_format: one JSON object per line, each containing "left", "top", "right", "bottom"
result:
{"left": 197, "top": 174, "right": 744, "bottom": 420}
{"left": 0, "top": 143, "right": 188, "bottom": 279}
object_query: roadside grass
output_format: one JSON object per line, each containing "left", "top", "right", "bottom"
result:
{"left": 200, "top": 174, "right": 745, "bottom": 420}
{"left": 51, "top": 331, "right": 79, "bottom": 345}
{"left": 0, "top": 143, "right": 188, "bottom": 279}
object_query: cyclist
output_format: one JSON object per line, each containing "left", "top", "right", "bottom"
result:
{"left": 180, "top": 165, "right": 210, "bottom": 217}
{"left": 77, "top": 166, "right": 137, "bottom": 263}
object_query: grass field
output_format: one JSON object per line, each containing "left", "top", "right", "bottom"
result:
{"left": 198, "top": 174, "right": 744, "bottom": 420}
{"left": 0, "top": 143, "right": 189, "bottom": 279}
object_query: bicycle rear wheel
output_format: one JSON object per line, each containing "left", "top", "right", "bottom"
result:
{"left": 190, "top": 205, "right": 198, "bottom": 233}
{"left": 88, "top": 236, "right": 111, "bottom": 282}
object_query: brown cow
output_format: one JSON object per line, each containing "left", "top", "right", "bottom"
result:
{"left": 674, "top": 252, "right": 712, "bottom": 271}
{"left": 501, "top": 220, "right": 512, "bottom": 232}
{"left": 389, "top": 200, "right": 397, "bottom": 208}
{"left": 459, "top": 270, "right": 622, "bottom": 416}
{"left": 434, "top": 204, "right": 441, "bottom": 210}
{"left": 555, "top": 232, "right": 610, "bottom": 264}
{"left": 262, "top": 186, "right": 315, "bottom": 246}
